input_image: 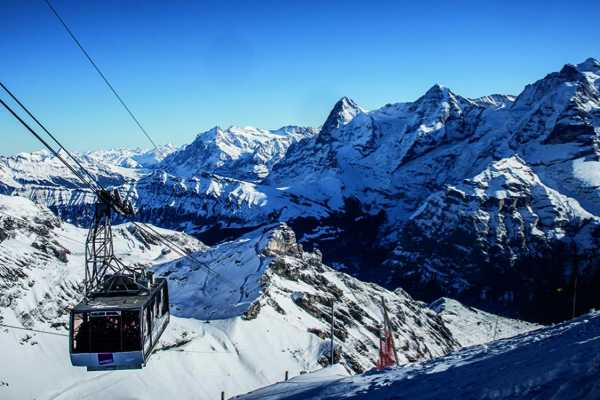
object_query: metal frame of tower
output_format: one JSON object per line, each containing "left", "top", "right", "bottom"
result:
{"left": 83, "top": 189, "right": 143, "bottom": 297}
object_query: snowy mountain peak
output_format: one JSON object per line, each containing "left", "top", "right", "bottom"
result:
{"left": 318, "top": 96, "right": 364, "bottom": 141}
{"left": 159, "top": 125, "right": 316, "bottom": 181}
{"left": 417, "top": 84, "right": 461, "bottom": 103}
{"left": 577, "top": 57, "right": 600, "bottom": 73}
{"left": 423, "top": 83, "right": 450, "bottom": 97}
{"left": 557, "top": 63, "right": 590, "bottom": 83}
{"left": 412, "top": 83, "right": 471, "bottom": 116}
{"left": 509, "top": 58, "right": 600, "bottom": 150}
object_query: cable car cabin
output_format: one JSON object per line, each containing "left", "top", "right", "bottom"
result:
{"left": 69, "top": 276, "right": 169, "bottom": 371}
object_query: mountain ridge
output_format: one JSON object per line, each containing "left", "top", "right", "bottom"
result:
{"left": 1, "top": 57, "right": 599, "bottom": 322}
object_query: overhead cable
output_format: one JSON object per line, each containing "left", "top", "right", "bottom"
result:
{"left": 43, "top": 0, "right": 159, "bottom": 150}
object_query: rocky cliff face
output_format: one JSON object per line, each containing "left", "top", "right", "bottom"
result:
{"left": 155, "top": 222, "right": 459, "bottom": 373}
{"left": 385, "top": 156, "right": 600, "bottom": 322}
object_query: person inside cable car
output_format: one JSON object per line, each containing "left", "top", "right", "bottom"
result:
{"left": 90, "top": 314, "right": 120, "bottom": 352}
{"left": 123, "top": 312, "right": 141, "bottom": 351}
{"left": 73, "top": 314, "right": 89, "bottom": 353}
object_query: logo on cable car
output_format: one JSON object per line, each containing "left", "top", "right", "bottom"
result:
{"left": 98, "top": 353, "right": 114, "bottom": 365}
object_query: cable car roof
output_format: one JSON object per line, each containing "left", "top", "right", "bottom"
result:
{"left": 73, "top": 295, "right": 149, "bottom": 312}
{"left": 73, "top": 279, "right": 167, "bottom": 312}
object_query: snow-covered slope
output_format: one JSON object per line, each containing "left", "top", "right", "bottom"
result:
{"left": 0, "top": 194, "right": 202, "bottom": 332}
{"left": 122, "top": 170, "right": 331, "bottom": 239}
{"left": 235, "top": 312, "right": 600, "bottom": 400}
{"left": 428, "top": 297, "right": 541, "bottom": 347}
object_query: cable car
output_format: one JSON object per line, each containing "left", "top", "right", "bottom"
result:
{"left": 70, "top": 273, "right": 169, "bottom": 370}
{"left": 67, "top": 190, "right": 171, "bottom": 371}
{"left": 0, "top": 82, "right": 178, "bottom": 371}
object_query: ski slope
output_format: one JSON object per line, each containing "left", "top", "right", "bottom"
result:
{"left": 236, "top": 312, "right": 600, "bottom": 400}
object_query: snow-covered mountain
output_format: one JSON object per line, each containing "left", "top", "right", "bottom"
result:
{"left": 235, "top": 311, "right": 600, "bottom": 400}
{"left": 271, "top": 58, "right": 600, "bottom": 321}
{"left": 82, "top": 144, "right": 179, "bottom": 169}
{"left": 386, "top": 156, "right": 600, "bottom": 321}
{"left": 154, "top": 222, "right": 461, "bottom": 372}
{"left": 1, "top": 58, "right": 599, "bottom": 322}
{"left": 0, "top": 145, "right": 177, "bottom": 221}
{"left": 2, "top": 194, "right": 491, "bottom": 399}
{"left": 267, "top": 83, "right": 500, "bottom": 211}
{"left": 159, "top": 125, "right": 317, "bottom": 181}
{"left": 428, "top": 297, "right": 540, "bottom": 348}
{"left": 0, "top": 145, "right": 178, "bottom": 192}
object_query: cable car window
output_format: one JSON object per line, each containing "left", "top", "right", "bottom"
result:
{"left": 143, "top": 307, "right": 149, "bottom": 340}
{"left": 155, "top": 293, "right": 161, "bottom": 319}
{"left": 89, "top": 312, "right": 121, "bottom": 353}
{"left": 161, "top": 286, "right": 169, "bottom": 316}
{"left": 72, "top": 312, "right": 89, "bottom": 353}
{"left": 122, "top": 311, "right": 142, "bottom": 351}
{"left": 144, "top": 305, "right": 152, "bottom": 341}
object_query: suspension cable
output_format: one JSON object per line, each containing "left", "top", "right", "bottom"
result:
{"left": 0, "top": 82, "right": 104, "bottom": 192}
{"left": 132, "top": 221, "right": 228, "bottom": 281}
{"left": 1, "top": 84, "right": 231, "bottom": 286}
{"left": 0, "top": 323, "right": 68, "bottom": 337}
{"left": 0, "top": 98, "right": 96, "bottom": 192}
{"left": 42, "top": 0, "right": 158, "bottom": 150}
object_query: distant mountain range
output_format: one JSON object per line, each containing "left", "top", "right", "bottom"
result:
{"left": 1, "top": 57, "right": 599, "bottom": 323}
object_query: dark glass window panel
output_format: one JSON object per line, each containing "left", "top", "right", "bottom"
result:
{"left": 72, "top": 312, "right": 89, "bottom": 353}
{"left": 89, "top": 313, "right": 122, "bottom": 353}
{"left": 122, "top": 310, "right": 142, "bottom": 351}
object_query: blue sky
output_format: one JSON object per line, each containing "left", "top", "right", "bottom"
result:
{"left": 1, "top": 0, "right": 599, "bottom": 154}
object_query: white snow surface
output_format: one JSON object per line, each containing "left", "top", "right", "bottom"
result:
{"left": 235, "top": 311, "right": 600, "bottom": 400}
{"left": 428, "top": 297, "right": 541, "bottom": 348}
